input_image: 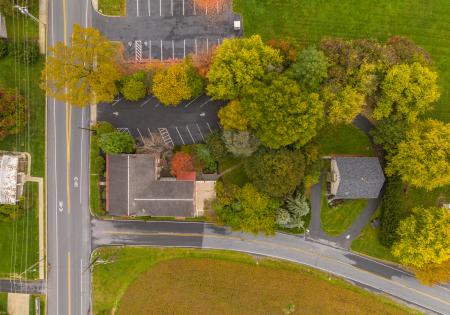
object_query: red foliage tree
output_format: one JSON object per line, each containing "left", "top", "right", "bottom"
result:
{"left": 171, "top": 152, "right": 194, "bottom": 176}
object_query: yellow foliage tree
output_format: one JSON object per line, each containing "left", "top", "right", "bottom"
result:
{"left": 327, "top": 86, "right": 365, "bottom": 125}
{"left": 41, "top": 24, "right": 122, "bottom": 107}
{"left": 218, "top": 100, "right": 248, "bottom": 130}
{"left": 414, "top": 259, "right": 450, "bottom": 285}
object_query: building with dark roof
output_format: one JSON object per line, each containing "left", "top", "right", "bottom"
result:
{"left": 329, "top": 157, "right": 385, "bottom": 199}
{"left": 106, "top": 154, "right": 195, "bottom": 217}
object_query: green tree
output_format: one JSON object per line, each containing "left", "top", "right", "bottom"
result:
{"left": 41, "top": 24, "right": 122, "bottom": 107}
{"left": 327, "top": 86, "right": 365, "bottom": 125}
{"left": 196, "top": 144, "right": 216, "bottom": 171}
{"left": 120, "top": 71, "right": 147, "bottom": 101}
{"left": 0, "top": 88, "right": 26, "bottom": 139}
{"left": 207, "top": 35, "right": 283, "bottom": 100}
{"left": 241, "top": 74, "right": 324, "bottom": 149}
{"left": 218, "top": 100, "right": 248, "bottom": 131}
{"left": 98, "top": 131, "right": 135, "bottom": 154}
{"left": 379, "top": 176, "right": 404, "bottom": 247}
{"left": 281, "top": 193, "right": 310, "bottom": 229}
{"left": 222, "top": 130, "right": 259, "bottom": 157}
{"left": 0, "top": 200, "right": 24, "bottom": 221}
{"left": 93, "top": 121, "right": 115, "bottom": 137}
{"left": 392, "top": 206, "right": 450, "bottom": 269}
{"left": 386, "top": 119, "right": 450, "bottom": 191}
{"left": 244, "top": 149, "right": 305, "bottom": 197}
{"left": 152, "top": 60, "right": 203, "bottom": 106}
{"left": 205, "top": 131, "right": 226, "bottom": 161}
{"left": 288, "top": 47, "right": 329, "bottom": 90}
{"left": 371, "top": 118, "right": 408, "bottom": 156}
{"left": 374, "top": 62, "right": 440, "bottom": 122}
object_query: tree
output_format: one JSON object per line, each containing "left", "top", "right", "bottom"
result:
{"left": 0, "top": 0, "right": 13, "bottom": 16}
{"left": 371, "top": 118, "right": 408, "bottom": 156}
{"left": 196, "top": 144, "right": 216, "bottom": 171}
{"left": 280, "top": 193, "right": 310, "bottom": 229}
{"left": 266, "top": 39, "right": 297, "bottom": 67}
{"left": 152, "top": 60, "right": 203, "bottom": 106}
{"left": 207, "top": 35, "right": 283, "bottom": 100}
{"left": 241, "top": 74, "right": 324, "bottom": 149}
{"left": 374, "top": 62, "right": 440, "bottom": 122}
{"left": 392, "top": 206, "right": 450, "bottom": 269}
{"left": 98, "top": 131, "right": 135, "bottom": 154}
{"left": 120, "top": 71, "right": 147, "bottom": 101}
{"left": 379, "top": 176, "right": 404, "bottom": 246}
{"left": 218, "top": 100, "right": 248, "bottom": 131}
{"left": 327, "top": 86, "right": 365, "bottom": 125}
{"left": 9, "top": 40, "right": 40, "bottom": 64}
{"left": 222, "top": 130, "right": 259, "bottom": 157}
{"left": 386, "top": 36, "right": 432, "bottom": 65}
{"left": 244, "top": 149, "right": 305, "bottom": 197}
{"left": 205, "top": 131, "right": 226, "bottom": 161}
{"left": 0, "top": 38, "right": 7, "bottom": 58}
{"left": 386, "top": 120, "right": 450, "bottom": 191}
{"left": 0, "top": 88, "right": 26, "bottom": 139}
{"left": 93, "top": 121, "right": 115, "bottom": 137}
{"left": 0, "top": 200, "right": 24, "bottom": 221}
{"left": 170, "top": 152, "right": 194, "bottom": 176}
{"left": 414, "top": 260, "right": 450, "bottom": 286}
{"left": 41, "top": 24, "right": 122, "bottom": 107}
{"left": 288, "top": 47, "right": 329, "bottom": 90}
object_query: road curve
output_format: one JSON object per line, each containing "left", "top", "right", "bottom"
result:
{"left": 92, "top": 219, "right": 450, "bottom": 315}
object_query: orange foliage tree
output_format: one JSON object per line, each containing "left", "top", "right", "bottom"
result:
{"left": 266, "top": 39, "right": 297, "bottom": 67}
{"left": 171, "top": 152, "right": 194, "bottom": 176}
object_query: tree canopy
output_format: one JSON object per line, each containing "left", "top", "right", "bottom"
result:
{"left": 222, "top": 130, "right": 260, "bottom": 157}
{"left": 152, "top": 60, "right": 203, "bottom": 106}
{"left": 386, "top": 119, "right": 450, "bottom": 191}
{"left": 207, "top": 35, "right": 283, "bottom": 100}
{"left": 218, "top": 100, "right": 249, "bottom": 131}
{"left": 288, "top": 47, "right": 329, "bottom": 90}
{"left": 0, "top": 88, "right": 26, "bottom": 139}
{"left": 241, "top": 74, "right": 324, "bottom": 149}
{"left": 42, "top": 24, "right": 122, "bottom": 107}
{"left": 244, "top": 148, "right": 305, "bottom": 197}
{"left": 327, "top": 86, "right": 365, "bottom": 125}
{"left": 98, "top": 131, "right": 135, "bottom": 154}
{"left": 392, "top": 206, "right": 450, "bottom": 269}
{"left": 170, "top": 152, "right": 195, "bottom": 176}
{"left": 120, "top": 71, "right": 147, "bottom": 101}
{"left": 374, "top": 62, "right": 440, "bottom": 122}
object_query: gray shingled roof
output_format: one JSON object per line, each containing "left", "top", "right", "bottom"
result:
{"left": 334, "top": 157, "right": 385, "bottom": 199}
{"left": 107, "top": 154, "right": 194, "bottom": 217}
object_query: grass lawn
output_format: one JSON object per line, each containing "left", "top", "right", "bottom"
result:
{"left": 218, "top": 155, "right": 249, "bottom": 187}
{"left": 351, "top": 208, "right": 398, "bottom": 262}
{"left": 29, "top": 294, "right": 45, "bottom": 315}
{"left": 320, "top": 177, "right": 368, "bottom": 236}
{"left": 93, "top": 247, "right": 418, "bottom": 315}
{"left": 233, "top": 0, "right": 450, "bottom": 122}
{"left": 316, "top": 124, "right": 373, "bottom": 156}
{"left": 0, "top": 183, "right": 40, "bottom": 279}
{"left": 90, "top": 134, "right": 105, "bottom": 216}
{"left": 0, "top": 293, "right": 6, "bottom": 314}
{"left": 98, "top": 0, "right": 126, "bottom": 16}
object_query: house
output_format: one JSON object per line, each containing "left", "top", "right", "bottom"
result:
{"left": 0, "top": 154, "right": 26, "bottom": 204}
{"left": 106, "top": 154, "right": 215, "bottom": 217}
{"left": 329, "top": 157, "right": 385, "bottom": 200}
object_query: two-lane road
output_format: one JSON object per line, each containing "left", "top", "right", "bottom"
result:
{"left": 46, "top": 0, "right": 92, "bottom": 313}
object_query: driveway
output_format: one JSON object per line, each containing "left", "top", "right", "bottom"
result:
{"left": 97, "top": 94, "right": 225, "bottom": 145}
{"left": 93, "top": 0, "right": 242, "bottom": 60}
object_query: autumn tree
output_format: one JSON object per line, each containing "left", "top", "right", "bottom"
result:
{"left": 98, "top": 131, "right": 135, "bottom": 154}
{"left": 266, "top": 39, "right": 297, "bottom": 67}
{"left": 392, "top": 206, "right": 450, "bottom": 269}
{"left": 0, "top": 88, "right": 26, "bottom": 139}
{"left": 152, "top": 60, "right": 203, "bottom": 106}
{"left": 327, "top": 86, "right": 365, "bottom": 125}
{"left": 371, "top": 118, "right": 408, "bottom": 156}
{"left": 170, "top": 152, "right": 194, "bottom": 176}
{"left": 244, "top": 148, "right": 305, "bottom": 197}
{"left": 288, "top": 47, "right": 329, "bottom": 90}
{"left": 207, "top": 35, "right": 283, "bottom": 100}
{"left": 42, "top": 24, "right": 122, "bottom": 107}
{"left": 120, "top": 71, "right": 147, "bottom": 101}
{"left": 222, "top": 130, "right": 260, "bottom": 157}
{"left": 386, "top": 36, "right": 431, "bottom": 65}
{"left": 386, "top": 119, "right": 450, "bottom": 191}
{"left": 241, "top": 74, "right": 324, "bottom": 149}
{"left": 374, "top": 62, "right": 440, "bottom": 122}
{"left": 414, "top": 260, "right": 450, "bottom": 286}
{"left": 218, "top": 100, "right": 248, "bottom": 130}
{"left": 205, "top": 131, "right": 226, "bottom": 161}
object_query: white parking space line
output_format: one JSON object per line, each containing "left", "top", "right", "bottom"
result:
{"left": 206, "top": 122, "right": 213, "bottom": 132}
{"left": 140, "top": 95, "right": 154, "bottom": 107}
{"left": 205, "top": 3, "right": 208, "bottom": 15}
{"left": 199, "top": 98, "right": 211, "bottom": 108}
{"left": 149, "top": 40, "right": 152, "bottom": 59}
{"left": 154, "top": 103, "right": 160, "bottom": 108}
{"left": 147, "top": 128, "right": 155, "bottom": 141}
{"left": 159, "top": 0, "right": 161, "bottom": 16}
{"left": 117, "top": 128, "right": 131, "bottom": 134}
{"left": 172, "top": 40, "right": 175, "bottom": 59}
{"left": 175, "top": 127, "right": 185, "bottom": 145}
{"left": 160, "top": 40, "right": 163, "bottom": 61}
{"left": 196, "top": 124, "right": 205, "bottom": 140}
{"left": 137, "top": 0, "right": 139, "bottom": 16}
{"left": 171, "top": 0, "right": 173, "bottom": 16}
{"left": 182, "top": 0, "right": 185, "bottom": 15}
{"left": 183, "top": 39, "right": 186, "bottom": 58}
{"left": 195, "top": 38, "right": 198, "bottom": 54}
{"left": 186, "top": 125, "right": 196, "bottom": 143}
{"left": 148, "top": 0, "right": 151, "bottom": 15}
{"left": 111, "top": 97, "right": 123, "bottom": 106}
{"left": 137, "top": 128, "right": 145, "bottom": 143}
{"left": 184, "top": 94, "right": 203, "bottom": 108}
{"left": 206, "top": 38, "right": 209, "bottom": 53}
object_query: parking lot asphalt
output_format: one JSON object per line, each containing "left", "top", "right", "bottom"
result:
{"left": 97, "top": 94, "right": 225, "bottom": 146}
{"left": 93, "top": 0, "right": 242, "bottom": 60}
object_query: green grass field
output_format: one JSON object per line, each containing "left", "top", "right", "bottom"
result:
{"left": 93, "top": 247, "right": 418, "bottom": 315}
{"left": 316, "top": 124, "right": 374, "bottom": 156}
{"left": 234, "top": 0, "right": 450, "bottom": 122}
{"left": 0, "top": 293, "right": 6, "bottom": 314}
{"left": 98, "top": 0, "right": 127, "bottom": 16}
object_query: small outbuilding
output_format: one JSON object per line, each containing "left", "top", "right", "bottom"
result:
{"left": 0, "top": 154, "right": 26, "bottom": 204}
{"left": 329, "top": 157, "right": 385, "bottom": 200}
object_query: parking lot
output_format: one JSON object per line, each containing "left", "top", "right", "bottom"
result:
{"left": 97, "top": 94, "right": 225, "bottom": 146}
{"left": 93, "top": 0, "right": 241, "bottom": 60}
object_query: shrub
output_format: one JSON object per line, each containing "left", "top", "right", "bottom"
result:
{"left": 171, "top": 152, "right": 194, "bottom": 176}
{"left": 98, "top": 131, "right": 135, "bottom": 154}
{"left": 379, "top": 176, "right": 404, "bottom": 246}
{"left": 0, "top": 199, "right": 24, "bottom": 221}
{"left": 288, "top": 47, "right": 329, "bottom": 90}
{"left": 96, "top": 156, "right": 106, "bottom": 174}
{"left": 196, "top": 144, "right": 216, "bottom": 172}
{"left": 0, "top": 38, "right": 8, "bottom": 58}
{"left": 205, "top": 131, "right": 226, "bottom": 161}
{"left": 0, "top": 88, "right": 27, "bottom": 139}
{"left": 94, "top": 121, "right": 115, "bottom": 137}
{"left": 120, "top": 71, "right": 147, "bottom": 101}
{"left": 9, "top": 40, "right": 40, "bottom": 64}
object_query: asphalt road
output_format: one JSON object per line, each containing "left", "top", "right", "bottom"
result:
{"left": 92, "top": 219, "right": 450, "bottom": 315}
{"left": 46, "top": 0, "right": 92, "bottom": 314}
{"left": 0, "top": 279, "right": 45, "bottom": 294}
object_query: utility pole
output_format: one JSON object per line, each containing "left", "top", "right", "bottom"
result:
{"left": 13, "top": 5, "right": 47, "bottom": 53}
